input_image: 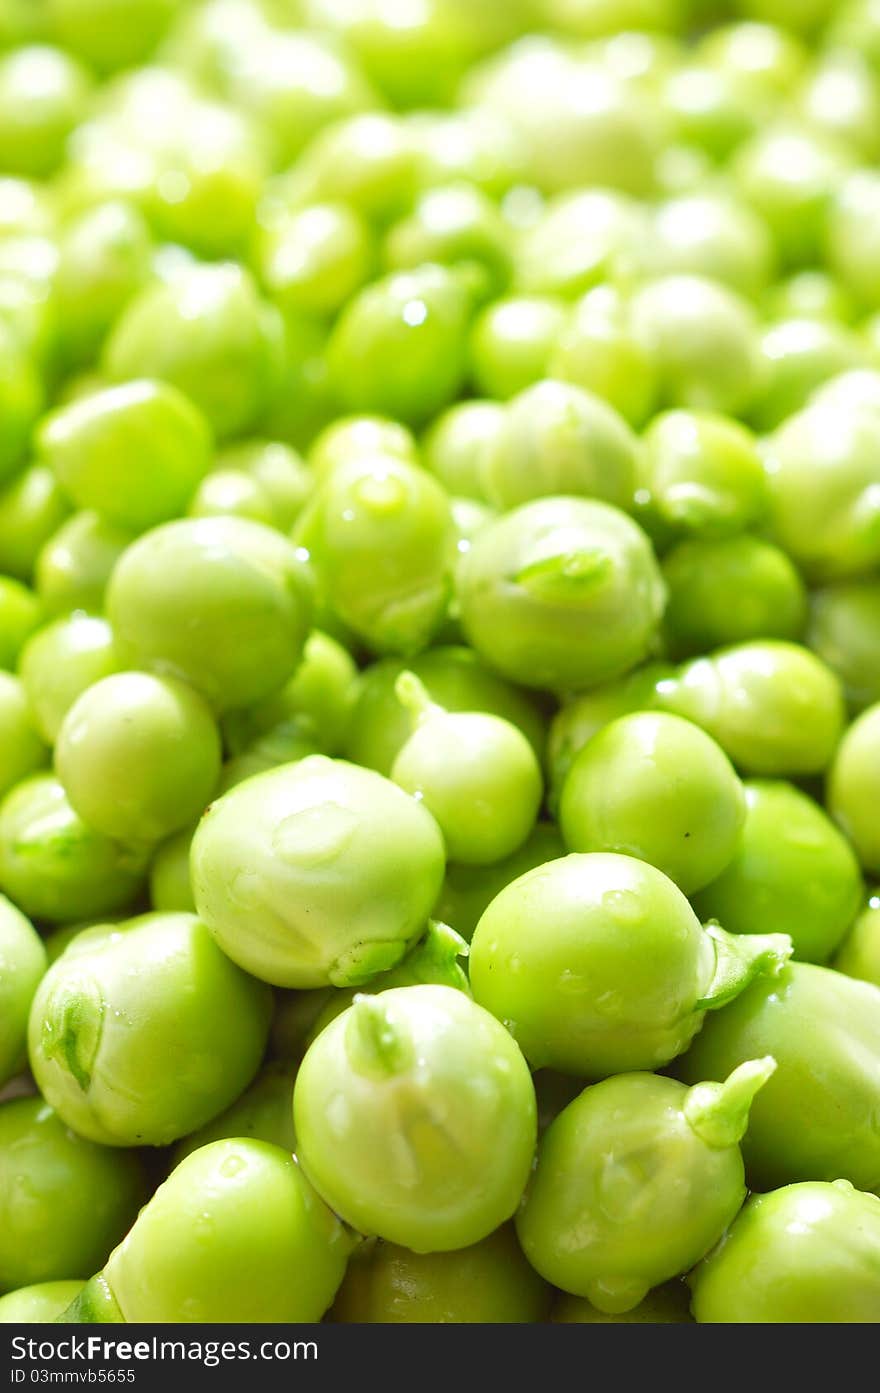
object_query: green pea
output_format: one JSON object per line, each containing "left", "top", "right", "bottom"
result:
{"left": 808, "top": 580, "right": 880, "bottom": 712}
{"left": 44, "top": 0, "right": 176, "bottom": 73}
{"left": 0, "top": 1096, "right": 144, "bottom": 1292}
{"left": 676, "top": 962, "right": 880, "bottom": 1191}
{"left": 104, "top": 263, "right": 285, "bottom": 441}
{"left": 547, "top": 662, "right": 672, "bottom": 802}
{"left": 254, "top": 201, "right": 374, "bottom": 319}
{"left": 0, "top": 671, "right": 47, "bottom": 799}
{"left": 0, "top": 1281, "right": 84, "bottom": 1323}
{"left": 0, "top": 177, "right": 54, "bottom": 238}
{"left": 547, "top": 0, "right": 682, "bottom": 37}
{"left": 517, "top": 1060, "right": 774, "bottom": 1313}
{"left": 223, "top": 631, "right": 359, "bottom": 760}
{"left": 40, "top": 380, "right": 213, "bottom": 534}
{"left": 690, "top": 1180, "right": 880, "bottom": 1323}
{"left": 0, "top": 774, "right": 146, "bottom": 924}
{"left": 0, "top": 45, "right": 91, "bottom": 178}
{"left": 767, "top": 269, "right": 859, "bottom": 324}
{"left": 643, "top": 192, "right": 775, "bottom": 299}
{"left": 457, "top": 497, "right": 666, "bottom": 692}
{"left": 385, "top": 184, "right": 512, "bottom": 304}
{"left": 829, "top": 0, "right": 880, "bottom": 71}
{"left": 280, "top": 114, "right": 419, "bottom": 225}
{"left": 172, "top": 1062, "right": 297, "bottom": 1167}
{"left": 630, "top": 276, "right": 762, "bottom": 417}
{"left": 0, "top": 575, "right": 40, "bottom": 668}
{"left": 100, "top": 1139, "right": 352, "bottom": 1322}
{"left": 295, "top": 455, "right": 453, "bottom": 656}
{"left": 811, "top": 368, "right": 880, "bottom": 414}
{"left": 662, "top": 535, "right": 807, "bottom": 659}
{"left": 482, "top": 379, "right": 637, "bottom": 515}
{"left": 309, "top": 413, "right": 418, "bottom": 481}
{"left": 636, "top": 409, "right": 767, "bottom": 545}
{"left": 470, "top": 851, "right": 791, "bottom": 1076}
{"left": 752, "top": 317, "right": 865, "bottom": 431}
{"left": 832, "top": 893, "right": 880, "bottom": 987}
{"left": 53, "top": 201, "right": 152, "bottom": 369}
{"left": 660, "top": 63, "right": 761, "bottom": 162}
{"left": 344, "top": 645, "right": 546, "bottom": 777}
{"left": 827, "top": 171, "right": 880, "bottom": 312}
{"left": 326, "top": 265, "right": 471, "bottom": 427}
{"left": 36, "top": 511, "right": 134, "bottom": 617}
{"left": 560, "top": 711, "right": 746, "bottom": 895}
{"left": 148, "top": 826, "right": 195, "bottom": 915}
{"left": 732, "top": 124, "right": 852, "bottom": 268}
{"left": 552, "top": 1282, "right": 692, "bottom": 1323}
{"left": 0, "top": 323, "right": 43, "bottom": 484}
{"left": 434, "top": 823, "right": 566, "bottom": 945}
{"left": 0, "top": 465, "right": 70, "bottom": 583}
{"left": 696, "top": 21, "right": 807, "bottom": 100}
{"left": 391, "top": 672, "right": 543, "bottom": 866}
{"left": 18, "top": 613, "right": 120, "bottom": 744}
{"left": 513, "top": 189, "right": 645, "bottom": 300}
{"left": 410, "top": 107, "right": 523, "bottom": 197}
{"left": 30, "top": 912, "right": 271, "bottom": 1148}
{"left": 55, "top": 672, "right": 221, "bottom": 846}
{"left": 693, "top": 781, "right": 862, "bottom": 965}
{"left": 270, "top": 986, "right": 337, "bottom": 1065}
{"left": 191, "top": 755, "right": 445, "bottom": 989}
{"left": 470, "top": 297, "right": 567, "bottom": 402}
{"left": 294, "top": 986, "right": 536, "bottom": 1252}
{"left": 828, "top": 704, "right": 880, "bottom": 873}
{"left": 216, "top": 722, "right": 322, "bottom": 794}
{"left": 549, "top": 284, "right": 658, "bottom": 428}
{"left": 0, "top": 894, "right": 44, "bottom": 1087}
{"left": 331, "top": 1224, "right": 551, "bottom": 1324}
{"left": 796, "top": 54, "right": 880, "bottom": 162}
{"left": 656, "top": 641, "right": 845, "bottom": 775}
{"left": 107, "top": 516, "right": 313, "bottom": 713}
{"left": 422, "top": 400, "right": 503, "bottom": 502}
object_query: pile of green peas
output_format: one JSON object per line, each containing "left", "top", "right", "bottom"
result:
{"left": 3, "top": 0, "right": 880, "bottom": 1329}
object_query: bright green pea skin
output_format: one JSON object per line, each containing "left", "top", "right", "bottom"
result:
{"left": 0, "top": 670, "right": 47, "bottom": 799}
{"left": 809, "top": 581, "right": 880, "bottom": 713}
{"left": 549, "top": 284, "right": 659, "bottom": 429}
{"left": 656, "top": 641, "right": 845, "bottom": 776}
{"left": 833, "top": 892, "right": 880, "bottom": 987}
{"left": 148, "top": 826, "right": 195, "bottom": 915}
{"left": 642, "top": 192, "right": 775, "bottom": 300}
{"left": 0, "top": 774, "right": 145, "bottom": 925}
{"left": 676, "top": 962, "right": 880, "bottom": 1192}
{"left": 457, "top": 496, "right": 666, "bottom": 693}
{"left": 0, "top": 465, "right": 70, "bottom": 583}
{"left": 469, "top": 296, "right": 567, "bottom": 401}
{"left": 294, "top": 454, "right": 453, "bottom": 657}
{"left": 29, "top": 912, "right": 272, "bottom": 1149}
{"left": 55, "top": 672, "right": 222, "bottom": 846}
{"left": 215, "top": 439, "right": 314, "bottom": 532}
{"left": 767, "top": 269, "right": 859, "bottom": 325}
{"left": 731, "top": 123, "right": 853, "bottom": 269}
{"left": 659, "top": 62, "right": 760, "bottom": 163}
{"left": 693, "top": 780, "right": 862, "bottom": 965}
{"left": 308, "top": 414, "right": 419, "bottom": 481}
{"left": 828, "top": 704, "right": 880, "bottom": 874}
{"left": 19, "top": 612, "right": 120, "bottom": 744}
{"left": 517, "top": 1060, "right": 774, "bottom": 1314}
{"left": 630, "top": 275, "right": 762, "bottom": 417}
{"left": 186, "top": 469, "right": 276, "bottom": 528}
{"left": 344, "top": 645, "right": 546, "bottom": 778}
{"left": 172, "top": 1062, "right": 297, "bottom": 1168}
{"left": 552, "top": 1281, "right": 692, "bottom": 1323}
{"left": 827, "top": 172, "right": 880, "bottom": 314}
{"left": 0, "top": 323, "right": 43, "bottom": 484}
{"left": 662, "top": 535, "right": 807, "bottom": 660}
{"left": 560, "top": 712, "right": 746, "bottom": 896}
{"left": 331, "top": 1224, "right": 551, "bottom": 1324}
{"left": 223, "top": 630, "right": 359, "bottom": 760}
{"left": 216, "top": 723, "right": 322, "bottom": 795}
{"left": 191, "top": 755, "right": 446, "bottom": 989}
{"left": 102, "top": 1139, "right": 352, "bottom": 1323}
{"left": 0, "top": 1096, "right": 144, "bottom": 1293}
{"left": 690, "top": 1180, "right": 880, "bottom": 1324}
{"left": 107, "top": 515, "right": 313, "bottom": 713}
{"left": 0, "top": 574, "right": 41, "bottom": 668}
{"left": 45, "top": 0, "right": 177, "bottom": 73}
{"left": 279, "top": 113, "right": 420, "bottom": 227}
{"left": 391, "top": 672, "right": 543, "bottom": 867}
{"left": 513, "top": 190, "right": 645, "bottom": 302}
{"left": 469, "top": 851, "right": 791, "bottom": 1077}
{"left": 482, "top": 379, "right": 638, "bottom": 515}
{"left": 434, "top": 822, "right": 565, "bottom": 945}
{"left": 0, "top": 44, "right": 91, "bottom": 178}
{"left": 422, "top": 399, "right": 503, "bottom": 502}
{"left": 696, "top": 20, "right": 808, "bottom": 100}
{"left": 547, "top": 662, "right": 673, "bottom": 806}
{"left": 635, "top": 409, "right": 767, "bottom": 546}
{"left": 294, "top": 985, "right": 536, "bottom": 1253}
{"left": 384, "top": 183, "right": 512, "bottom": 305}
{"left": 104, "top": 263, "right": 285, "bottom": 442}
{"left": 749, "top": 317, "right": 865, "bottom": 433}
{"left": 0, "top": 893, "right": 45, "bottom": 1087}
{"left": 39, "top": 381, "right": 213, "bottom": 534}
{"left": 796, "top": 54, "right": 880, "bottom": 164}
{"left": 36, "top": 510, "right": 134, "bottom": 618}
{"left": 254, "top": 201, "right": 374, "bottom": 319}
{"left": 0, "top": 1280, "right": 84, "bottom": 1323}
{"left": 325, "top": 265, "right": 471, "bottom": 427}
{"left": 53, "top": 200, "right": 153, "bottom": 370}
